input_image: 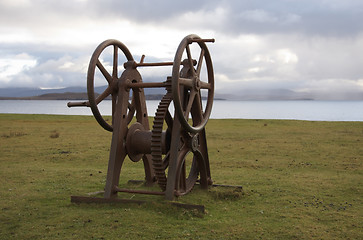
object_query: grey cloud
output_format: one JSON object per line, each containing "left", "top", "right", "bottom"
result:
{"left": 89, "top": 0, "right": 363, "bottom": 36}
{"left": 1, "top": 0, "right": 363, "bottom": 99}
{"left": 10, "top": 56, "right": 87, "bottom": 88}
{"left": 0, "top": 42, "right": 91, "bottom": 88}
{"left": 1, "top": 0, "right": 362, "bottom": 37}
{"left": 86, "top": 0, "right": 214, "bottom": 21}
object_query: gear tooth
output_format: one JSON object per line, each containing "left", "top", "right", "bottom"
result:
{"left": 153, "top": 120, "right": 164, "bottom": 125}
{"left": 151, "top": 93, "right": 173, "bottom": 190}
{"left": 156, "top": 177, "right": 166, "bottom": 182}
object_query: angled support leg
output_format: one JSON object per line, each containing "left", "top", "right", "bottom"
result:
{"left": 104, "top": 83, "right": 130, "bottom": 199}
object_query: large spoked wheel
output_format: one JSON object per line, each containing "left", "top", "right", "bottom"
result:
{"left": 87, "top": 39, "right": 134, "bottom": 131}
{"left": 172, "top": 34, "right": 215, "bottom": 133}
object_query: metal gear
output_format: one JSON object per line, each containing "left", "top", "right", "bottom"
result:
{"left": 151, "top": 79, "right": 172, "bottom": 190}
{"left": 151, "top": 78, "right": 202, "bottom": 195}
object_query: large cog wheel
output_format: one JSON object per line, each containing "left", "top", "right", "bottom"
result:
{"left": 151, "top": 80, "right": 202, "bottom": 195}
{"left": 151, "top": 81, "right": 173, "bottom": 190}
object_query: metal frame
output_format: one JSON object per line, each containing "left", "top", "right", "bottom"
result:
{"left": 68, "top": 34, "right": 240, "bottom": 210}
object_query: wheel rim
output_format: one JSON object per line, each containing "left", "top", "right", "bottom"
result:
{"left": 172, "top": 34, "right": 214, "bottom": 133}
{"left": 87, "top": 39, "right": 133, "bottom": 131}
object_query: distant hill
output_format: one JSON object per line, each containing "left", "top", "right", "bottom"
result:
{"left": 0, "top": 92, "right": 167, "bottom": 101}
{"left": 0, "top": 86, "right": 313, "bottom": 100}
{"left": 216, "top": 88, "right": 314, "bottom": 101}
{"left": 0, "top": 92, "right": 90, "bottom": 100}
{"left": 0, "top": 85, "right": 166, "bottom": 98}
{"left": 0, "top": 87, "right": 87, "bottom": 98}
{"left": 1, "top": 86, "right": 362, "bottom": 100}
{"left": 0, "top": 85, "right": 168, "bottom": 100}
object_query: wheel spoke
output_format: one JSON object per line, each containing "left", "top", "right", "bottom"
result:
{"left": 185, "top": 45, "right": 196, "bottom": 76}
{"left": 192, "top": 91, "right": 204, "bottom": 120}
{"left": 200, "top": 80, "right": 211, "bottom": 90}
{"left": 179, "top": 77, "right": 193, "bottom": 88}
{"left": 180, "top": 162, "right": 186, "bottom": 191}
{"left": 95, "top": 87, "right": 112, "bottom": 105}
{"left": 196, "top": 49, "right": 205, "bottom": 76}
{"left": 96, "top": 60, "right": 112, "bottom": 84}
{"left": 184, "top": 90, "right": 197, "bottom": 119}
{"left": 112, "top": 45, "right": 118, "bottom": 78}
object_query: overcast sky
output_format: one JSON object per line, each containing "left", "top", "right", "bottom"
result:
{"left": 1, "top": 0, "right": 363, "bottom": 99}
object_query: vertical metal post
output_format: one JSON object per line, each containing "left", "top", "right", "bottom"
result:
{"left": 104, "top": 82, "right": 130, "bottom": 199}
{"left": 164, "top": 113, "right": 182, "bottom": 200}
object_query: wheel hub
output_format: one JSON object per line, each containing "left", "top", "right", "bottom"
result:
{"left": 194, "top": 76, "right": 201, "bottom": 91}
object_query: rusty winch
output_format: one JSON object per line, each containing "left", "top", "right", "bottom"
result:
{"left": 68, "top": 34, "right": 220, "bottom": 209}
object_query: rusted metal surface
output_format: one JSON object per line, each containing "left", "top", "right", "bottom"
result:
{"left": 114, "top": 186, "right": 164, "bottom": 196}
{"left": 68, "top": 34, "right": 216, "bottom": 206}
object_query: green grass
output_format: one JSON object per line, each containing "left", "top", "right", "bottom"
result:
{"left": 0, "top": 114, "right": 362, "bottom": 239}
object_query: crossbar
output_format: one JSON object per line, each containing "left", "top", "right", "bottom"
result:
{"left": 127, "top": 81, "right": 166, "bottom": 89}
{"left": 135, "top": 62, "right": 174, "bottom": 67}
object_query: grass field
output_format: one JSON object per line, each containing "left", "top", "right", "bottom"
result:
{"left": 0, "top": 114, "right": 362, "bottom": 239}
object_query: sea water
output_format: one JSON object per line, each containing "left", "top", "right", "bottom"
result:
{"left": 0, "top": 100, "right": 362, "bottom": 121}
